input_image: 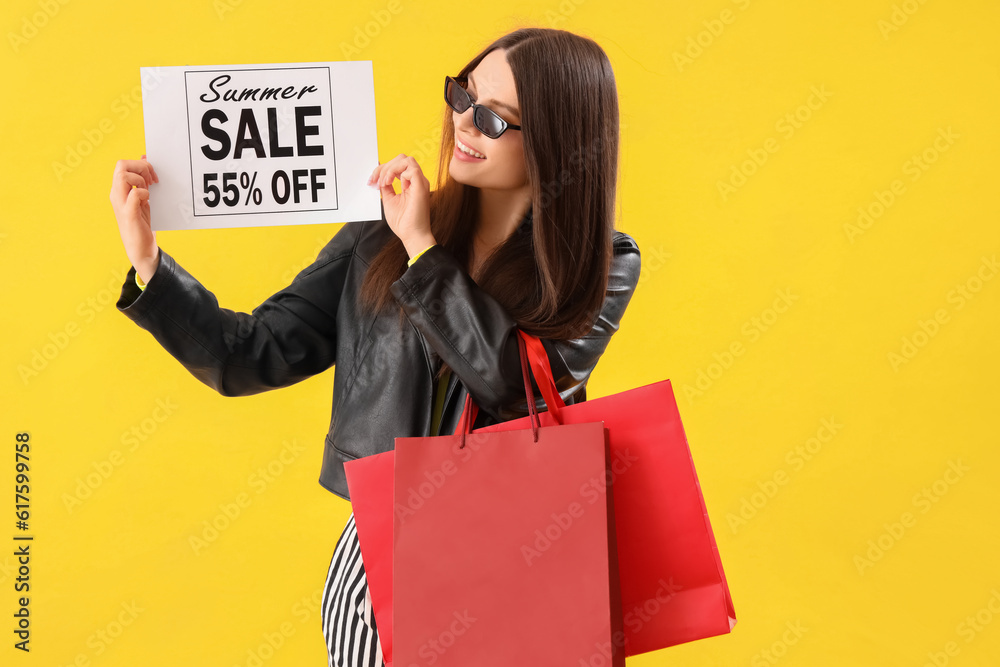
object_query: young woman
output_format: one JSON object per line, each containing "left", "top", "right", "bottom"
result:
{"left": 110, "top": 27, "right": 641, "bottom": 667}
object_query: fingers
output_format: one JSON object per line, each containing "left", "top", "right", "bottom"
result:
{"left": 114, "top": 158, "right": 156, "bottom": 185}
{"left": 140, "top": 154, "right": 160, "bottom": 183}
{"left": 112, "top": 158, "right": 157, "bottom": 192}
{"left": 110, "top": 170, "right": 146, "bottom": 209}
{"left": 128, "top": 187, "right": 150, "bottom": 204}
{"left": 123, "top": 186, "right": 150, "bottom": 220}
{"left": 110, "top": 156, "right": 160, "bottom": 215}
{"left": 367, "top": 154, "right": 427, "bottom": 191}
{"left": 122, "top": 172, "right": 146, "bottom": 189}
{"left": 367, "top": 155, "right": 407, "bottom": 186}
{"left": 398, "top": 164, "right": 425, "bottom": 192}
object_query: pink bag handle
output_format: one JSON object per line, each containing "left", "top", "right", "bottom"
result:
{"left": 457, "top": 331, "right": 542, "bottom": 446}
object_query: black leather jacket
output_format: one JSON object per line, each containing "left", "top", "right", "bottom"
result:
{"left": 116, "top": 208, "right": 641, "bottom": 501}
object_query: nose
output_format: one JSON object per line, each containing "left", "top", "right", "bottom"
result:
{"left": 453, "top": 106, "right": 482, "bottom": 138}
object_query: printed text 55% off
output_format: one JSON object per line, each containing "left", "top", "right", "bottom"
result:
{"left": 202, "top": 169, "right": 326, "bottom": 207}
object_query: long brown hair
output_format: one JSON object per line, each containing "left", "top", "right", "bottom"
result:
{"left": 359, "top": 28, "right": 620, "bottom": 377}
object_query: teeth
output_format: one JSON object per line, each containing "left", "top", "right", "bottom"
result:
{"left": 457, "top": 138, "right": 485, "bottom": 159}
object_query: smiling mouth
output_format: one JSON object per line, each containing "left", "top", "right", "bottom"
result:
{"left": 456, "top": 138, "right": 486, "bottom": 159}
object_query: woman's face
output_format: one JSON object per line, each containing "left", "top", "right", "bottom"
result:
{"left": 448, "top": 48, "right": 529, "bottom": 192}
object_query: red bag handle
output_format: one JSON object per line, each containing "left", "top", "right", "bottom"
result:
{"left": 456, "top": 331, "right": 541, "bottom": 446}
{"left": 517, "top": 330, "right": 566, "bottom": 422}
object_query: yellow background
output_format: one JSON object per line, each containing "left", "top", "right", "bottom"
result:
{"left": 2, "top": 0, "right": 999, "bottom": 665}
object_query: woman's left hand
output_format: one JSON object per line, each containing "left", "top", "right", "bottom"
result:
{"left": 368, "top": 154, "right": 437, "bottom": 257}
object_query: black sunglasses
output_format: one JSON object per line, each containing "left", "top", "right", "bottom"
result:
{"left": 444, "top": 76, "right": 522, "bottom": 139}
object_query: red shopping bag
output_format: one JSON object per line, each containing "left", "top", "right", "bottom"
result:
{"left": 474, "top": 331, "right": 737, "bottom": 656}
{"left": 342, "top": 450, "right": 396, "bottom": 662}
{"left": 345, "top": 333, "right": 625, "bottom": 666}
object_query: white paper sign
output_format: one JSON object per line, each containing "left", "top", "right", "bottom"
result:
{"left": 141, "top": 61, "right": 381, "bottom": 230}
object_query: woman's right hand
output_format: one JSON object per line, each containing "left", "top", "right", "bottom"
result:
{"left": 110, "top": 155, "right": 160, "bottom": 284}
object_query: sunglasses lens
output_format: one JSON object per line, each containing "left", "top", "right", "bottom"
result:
{"left": 446, "top": 78, "right": 470, "bottom": 113}
{"left": 473, "top": 107, "right": 505, "bottom": 138}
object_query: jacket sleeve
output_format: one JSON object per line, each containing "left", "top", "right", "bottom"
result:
{"left": 389, "top": 233, "right": 642, "bottom": 420}
{"left": 115, "top": 220, "right": 364, "bottom": 396}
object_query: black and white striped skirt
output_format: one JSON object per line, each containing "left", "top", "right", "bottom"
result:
{"left": 321, "top": 512, "right": 385, "bottom": 667}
